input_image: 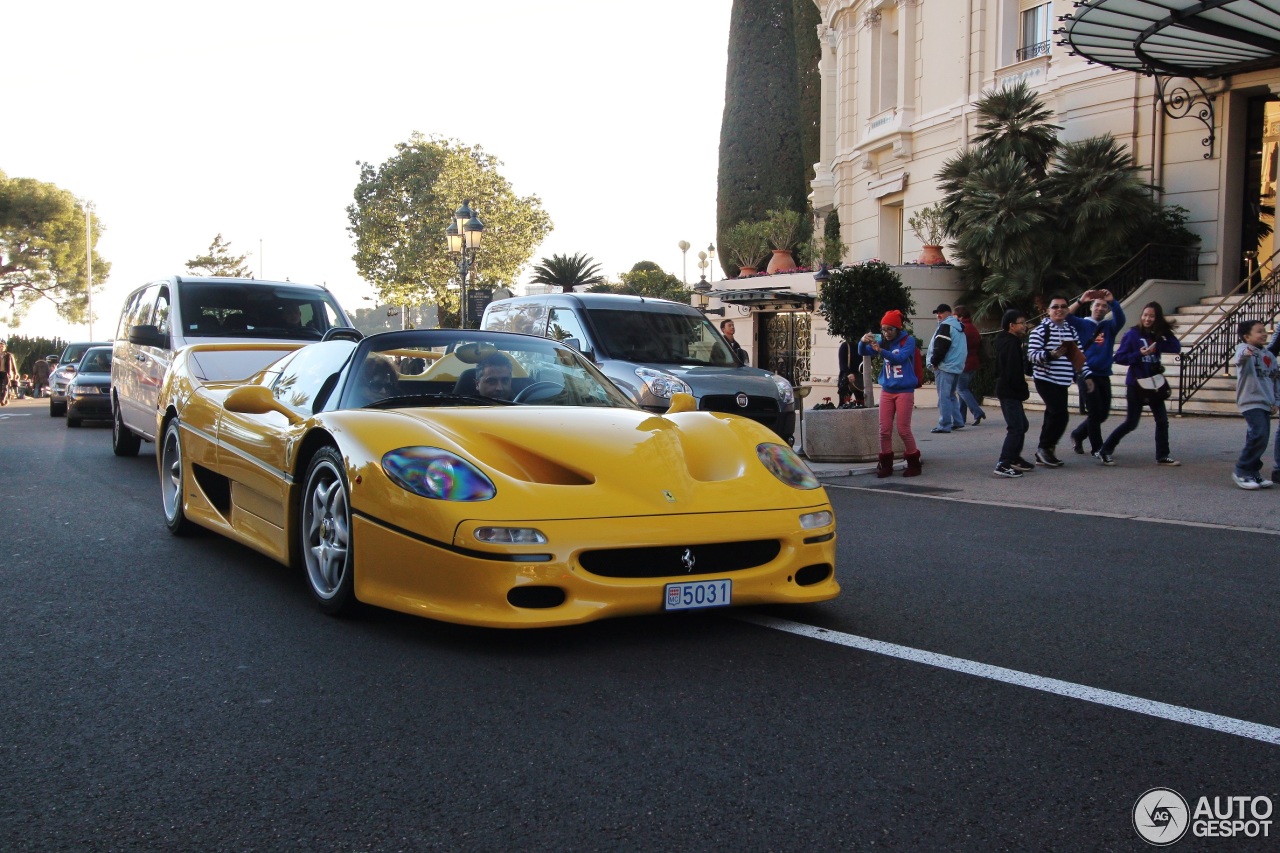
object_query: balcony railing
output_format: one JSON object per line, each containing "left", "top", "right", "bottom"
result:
{"left": 1016, "top": 41, "right": 1050, "bottom": 62}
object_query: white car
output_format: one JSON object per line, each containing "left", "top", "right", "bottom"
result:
{"left": 111, "top": 276, "right": 354, "bottom": 456}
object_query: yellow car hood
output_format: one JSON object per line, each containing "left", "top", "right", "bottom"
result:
{"left": 331, "top": 405, "right": 822, "bottom": 520}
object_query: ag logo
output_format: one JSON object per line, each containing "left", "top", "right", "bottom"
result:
{"left": 1133, "top": 788, "right": 1189, "bottom": 846}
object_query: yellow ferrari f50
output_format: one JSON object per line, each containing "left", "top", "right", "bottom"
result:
{"left": 155, "top": 329, "right": 838, "bottom": 627}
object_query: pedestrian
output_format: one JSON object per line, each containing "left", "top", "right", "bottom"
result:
{"left": 837, "top": 338, "right": 866, "bottom": 407}
{"left": 927, "top": 304, "right": 968, "bottom": 433}
{"left": 1027, "top": 295, "right": 1089, "bottom": 467}
{"left": 859, "top": 310, "right": 922, "bottom": 477}
{"left": 720, "top": 319, "right": 749, "bottom": 366}
{"left": 993, "top": 310, "right": 1035, "bottom": 477}
{"left": 1230, "top": 320, "right": 1278, "bottom": 490}
{"left": 31, "top": 354, "right": 51, "bottom": 399}
{"left": 1096, "top": 301, "right": 1182, "bottom": 466}
{"left": 0, "top": 339, "right": 17, "bottom": 406}
{"left": 1067, "top": 288, "right": 1126, "bottom": 456}
{"left": 954, "top": 305, "right": 987, "bottom": 426}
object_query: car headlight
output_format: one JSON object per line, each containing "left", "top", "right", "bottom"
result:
{"left": 634, "top": 367, "right": 692, "bottom": 400}
{"left": 757, "top": 443, "right": 819, "bottom": 489}
{"left": 70, "top": 385, "right": 103, "bottom": 397}
{"left": 799, "top": 510, "right": 833, "bottom": 529}
{"left": 770, "top": 374, "right": 795, "bottom": 406}
{"left": 382, "top": 447, "right": 496, "bottom": 501}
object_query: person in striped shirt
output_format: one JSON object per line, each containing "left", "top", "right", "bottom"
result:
{"left": 1028, "top": 296, "right": 1089, "bottom": 467}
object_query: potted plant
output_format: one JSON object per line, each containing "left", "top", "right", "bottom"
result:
{"left": 764, "top": 207, "right": 803, "bottom": 273}
{"left": 721, "top": 221, "right": 769, "bottom": 277}
{"left": 907, "top": 203, "right": 949, "bottom": 265}
{"left": 806, "top": 261, "right": 916, "bottom": 462}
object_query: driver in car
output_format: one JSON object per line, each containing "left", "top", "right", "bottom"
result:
{"left": 475, "top": 352, "right": 513, "bottom": 401}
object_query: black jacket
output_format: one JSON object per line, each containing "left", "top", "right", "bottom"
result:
{"left": 994, "top": 331, "right": 1030, "bottom": 401}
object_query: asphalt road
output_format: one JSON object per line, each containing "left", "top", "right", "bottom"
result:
{"left": 1, "top": 396, "right": 1276, "bottom": 851}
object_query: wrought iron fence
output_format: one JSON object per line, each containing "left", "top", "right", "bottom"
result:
{"left": 1016, "top": 41, "right": 1050, "bottom": 61}
{"left": 1090, "top": 243, "right": 1200, "bottom": 304}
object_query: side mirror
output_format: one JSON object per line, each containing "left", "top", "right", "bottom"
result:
{"left": 224, "top": 384, "right": 302, "bottom": 424}
{"left": 128, "top": 324, "right": 169, "bottom": 348}
{"left": 562, "top": 337, "right": 582, "bottom": 352}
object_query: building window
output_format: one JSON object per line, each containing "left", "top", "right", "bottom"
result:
{"left": 870, "top": 5, "right": 899, "bottom": 115}
{"left": 1018, "top": 2, "right": 1051, "bottom": 61}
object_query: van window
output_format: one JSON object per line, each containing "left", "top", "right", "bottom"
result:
{"left": 178, "top": 282, "right": 344, "bottom": 339}
{"left": 585, "top": 308, "right": 738, "bottom": 367}
{"left": 117, "top": 290, "right": 144, "bottom": 340}
{"left": 154, "top": 287, "right": 172, "bottom": 336}
{"left": 484, "top": 301, "right": 547, "bottom": 336}
{"left": 546, "top": 307, "right": 590, "bottom": 352}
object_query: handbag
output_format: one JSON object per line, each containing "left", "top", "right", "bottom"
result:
{"left": 1135, "top": 373, "right": 1171, "bottom": 401}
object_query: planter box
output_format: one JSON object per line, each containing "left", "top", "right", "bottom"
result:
{"left": 801, "top": 406, "right": 905, "bottom": 462}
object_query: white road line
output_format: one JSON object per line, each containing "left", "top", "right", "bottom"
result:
{"left": 823, "top": 482, "right": 1280, "bottom": 537}
{"left": 735, "top": 613, "right": 1280, "bottom": 747}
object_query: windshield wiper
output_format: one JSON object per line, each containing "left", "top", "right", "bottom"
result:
{"left": 363, "top": 393, "right": 515, "bottom": 409}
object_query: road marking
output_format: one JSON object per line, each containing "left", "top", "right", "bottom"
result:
{"left": 735, "top": 613, "right": 1280, "bottom": 746}
{"left": 823, "top": 482, "right": 1280, "bottom": 537}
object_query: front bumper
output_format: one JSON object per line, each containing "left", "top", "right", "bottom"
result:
{"left": 353, "top": 508, "right": 838, "bottom": 628}
{"left": 67, "top": 394, "right": 111, "bottom": 420}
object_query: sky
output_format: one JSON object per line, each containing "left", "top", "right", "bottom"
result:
{"left": 2, "top": 0, "right": 732, "bottom": 341}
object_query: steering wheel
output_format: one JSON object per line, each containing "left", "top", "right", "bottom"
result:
{"left": 513, "top": 381, "right": 563, "bottom": 403}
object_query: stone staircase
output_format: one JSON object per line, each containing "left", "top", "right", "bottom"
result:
{"left": 1025, "top": 295, "right": 1247, "bottom": 417}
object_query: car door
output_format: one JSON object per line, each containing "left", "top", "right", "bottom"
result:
{"left": 118, "top": 284, "right": 166, "bottom": 437}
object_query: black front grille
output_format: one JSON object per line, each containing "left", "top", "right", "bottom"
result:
{"left": 579, "top": 540, "right": 781, "bottom": 578}
{"left": 700, "top": 394, "right": 780, "bottom": 415}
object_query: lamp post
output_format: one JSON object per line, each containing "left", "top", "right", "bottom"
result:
{"left": 445, "top": 200, "right": 485, "bottom": 328}
{"left": 678, "top": 240, "right": 691, "bottom": 285}
{"left": 691, "top": 275, "right": 725, "bottom": 317}
{"left": 707, "top": 243, "right": 716, "bottom": 281}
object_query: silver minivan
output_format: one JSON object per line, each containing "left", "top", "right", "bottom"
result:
{"left": 481, "top": 293, "right": 796, "bottom": 442}
{"left": 111, "top": 276, "right": 353, "bottom": 456}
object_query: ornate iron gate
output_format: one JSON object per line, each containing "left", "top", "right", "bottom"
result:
{"left": 761, "top": 311, "right": 811, "bottom": 387}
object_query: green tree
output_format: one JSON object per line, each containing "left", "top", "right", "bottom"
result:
{"left": 619, "top": 261, "right": 689, "bottom": 302}
{"left": 938, "top": 82, "right": 1167, "bottom": 314}
{"left": 347, "top": 134, "right": 552, "bottom": 321}
{"left": 0, "top": 170, "right": 109, "bottom": 325}
{"left": 817, "top": 260, "right": 916, "bottom": 405}
{"left": 529, "top": 252, "right": 603, "bottom": 292}
{"left": 185, "top": 233, "right": 252, "bottom": 278}
{"left": 718, "top": 0, "right": 809, "bottom": 276}
{"left": 793, "top": 0, "right": 822, "bottom": 187}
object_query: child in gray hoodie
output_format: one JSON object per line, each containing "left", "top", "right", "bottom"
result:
{"left": 1232, "top": 320, "right": 1279, "bottom": 490}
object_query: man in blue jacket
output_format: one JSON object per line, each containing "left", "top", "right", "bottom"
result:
{"left": 1066, "top": 289, "right": 1125, "bottom": 456}
{"left": 927, "top": 304, "right": 968, "bottom": 433}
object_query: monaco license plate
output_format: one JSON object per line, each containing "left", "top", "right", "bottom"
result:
{"left": 664, "top": 579, "right": 732, "bottom": 611}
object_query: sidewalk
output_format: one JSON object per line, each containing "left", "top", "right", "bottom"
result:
{"left": 804, "top": 406, "right": 1280, "bottom": 533}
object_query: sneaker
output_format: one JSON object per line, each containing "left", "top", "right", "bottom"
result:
{"left": 1259, "top": 476, "right": 1274, "bottom": 489}
{"left": 1011, "top": 457, "right": 1035, "bottom": 472}
{"left": 1093, "top": 450, "right": 1116, "bottom": 466}
{"left": 1156, "top": 457, "right": 1181, "bottom": 467}
{"left": 952, "top": 423, "right": 965, "bottom": 430}
{"left": 930, "top": 427, "right": 951, "bottom": 434}
{"left": 994, "top": 462, "right": 1023, "bottom": 478}
{"left": 1035, "top": 448, "right": 1064, "bottom": 468}
{"left": 1072, "top": 438, "right": 1085, "bottom": 455}
{"left": 1233, "top": 472, "right": 1262, "bottom": 491}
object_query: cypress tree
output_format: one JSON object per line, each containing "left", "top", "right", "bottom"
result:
{"left": 793, "top": 0, "right": 822, "bottom": 187}
{"left": 717, "top": 0, "right": 808, "bottom": 275}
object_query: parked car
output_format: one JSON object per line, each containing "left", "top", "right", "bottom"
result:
{"left": 65, "top": 346, "right": 114, "bottom": 427}
{"left": 154, "top": 329, "right": 838, "bottom": 627}
{"left": 49, "top": 342, "right": 111, "bottom": 417}
{"left": 481, "top": 293, "right": 797, "bottom": 442}
{"left": 111, "top": 276, "right": 354, "bottom": 457}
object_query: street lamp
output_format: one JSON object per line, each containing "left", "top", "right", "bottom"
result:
{"left": 707, "top": 243, "right": 716, "bottom": 281}
{"left": 691, "top": 275, "right": 724, "bottom": 317}
{"left": 678, "top": 240, "right": 691, "bottom": 285}
{"left": 445, "top": 200, "right": 485, "bottom": 328}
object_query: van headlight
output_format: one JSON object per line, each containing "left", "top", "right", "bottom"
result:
{"left": 635, "top": 367, "right": 691, "bottom": 400}
{"left": 770, "top": 375, "right": 795, "bottom": 406}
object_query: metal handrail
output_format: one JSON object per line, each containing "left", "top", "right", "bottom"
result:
{"left": 1173, "top": 248, "right": 1279, "bottom": 343}
{"left": 1177, "top": 260, "right": 1280, "bottom": 413}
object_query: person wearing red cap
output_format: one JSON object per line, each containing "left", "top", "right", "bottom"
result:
{"left": 859, "top": 309, "right": 922, "bottom": 477}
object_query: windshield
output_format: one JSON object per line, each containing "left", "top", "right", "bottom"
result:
{"left": 76, "top": 348, "right": 114, "bottom": 373}
{"left": 338, "top": 331, "right": 638, "bottom": 411}
{"left": 586, "top": 308, "right": 739, "bottom": 367}
{"left": 178, "top": 283, "right": 346, "bottom": 340}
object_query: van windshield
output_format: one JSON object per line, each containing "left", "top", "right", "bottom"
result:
{"left": 585, "top": 308, "right": 739, "bottom": 367}
{"left": 178, "top": 283, "right": 345, "bottom": 340}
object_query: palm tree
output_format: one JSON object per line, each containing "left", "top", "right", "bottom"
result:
{"left": 529, "top": 252, "right": 604, "bottom": 292}
{"left": 971, "top": 80, "right": 1060, "bottom": 178}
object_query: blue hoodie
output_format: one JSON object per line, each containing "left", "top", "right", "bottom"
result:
{"left": 1066, "top": 299, "right": 1126, "bottom": 377}
{"left": 859, "top": 332, "right": 919, "bottom": 393}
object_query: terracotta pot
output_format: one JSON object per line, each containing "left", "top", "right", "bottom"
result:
{"left": 918, "top": 245, "right": 948, "bottom": 265}
{"left": 765, "top": 249, "right": 797, "bottom": 274}
{"left": 737, "top": 266, "right": 758, "bottom": 277}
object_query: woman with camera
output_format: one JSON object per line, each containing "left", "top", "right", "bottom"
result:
{"left": 1096, "top": 301, "right": 1182, "bottom": 466}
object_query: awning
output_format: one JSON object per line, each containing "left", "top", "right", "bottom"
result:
{"left": 1059, "top": 0, "right": 1280, "bottom": 78}
{"left": 713, "top": 287, "right": 816, "bottom": 311}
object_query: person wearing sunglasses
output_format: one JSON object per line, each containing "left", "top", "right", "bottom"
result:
{"left": 1027, "top": 296, "right": 1090, "bottom": 467}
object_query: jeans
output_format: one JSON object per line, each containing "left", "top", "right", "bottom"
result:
{"left": 935, "top": 370, "right": 963, "bottom": 430}
{"left": 1034, "top": 378, "right": 1071, "bottom": 451}
{"left": 998, "top": 397, "right": 1029, "bottom": 464}
{"left": 1236, "top": 408, "right": 1271, "bottom": 478}
{"left": 1069, "top": 376, "right": 1112, "bottom": 453}
{"left": 879, "top": 390, "right": 918, "bottom": 455}
{"left": 957, "top": 370, "right": 986, "bottom": 423}
{"left": 1102, "top": 385, "right": 1171, "bottom": 458}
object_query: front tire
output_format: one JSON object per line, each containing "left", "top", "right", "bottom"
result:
{"left": 160, "top": 419, "right": 195, "bottom": 536}
{"left": 113, "top": 400, "right": 142, "bottom": 456}
{"left": 300, "top": 447, "right": 356, "bottom": 615}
